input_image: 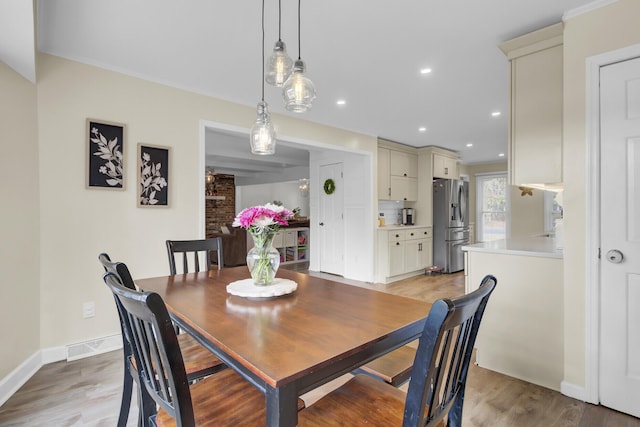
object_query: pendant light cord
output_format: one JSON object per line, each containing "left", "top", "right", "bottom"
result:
{"left": 261, "top": 0, "right": 266, "bottom": 102}
{"left": 297, "top": 0, "right": 301, "bottom": 60}
{"left": 278, "top": 0, "right": 282, "bottom": 41}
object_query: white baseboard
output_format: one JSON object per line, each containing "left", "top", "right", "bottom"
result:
{"left": 0, "top": 351, "right": 44, "bottom": 407}
{"left": 0, "top": 335, "right": 122, "bottom": 407}
{"left": 561, "top": 380, "right": 587, "bottom": 402}
{"left": 42, "top": 345, "right": 67, "bottom": 365}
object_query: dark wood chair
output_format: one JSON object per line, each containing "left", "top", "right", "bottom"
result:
{"left": 166, "top": 238, "right": 224, "bottom": 274}
{"left": 98, "top": 253, "right": 226, "bottom": 427}
{"left": 102, "top": 270, "right": 305, "bottom": 427}
{"left": 297, "top": 275, "right": 497, "bottom": 427}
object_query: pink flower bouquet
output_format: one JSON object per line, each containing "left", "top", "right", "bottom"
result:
{"left": 233, "top": 203, "right": 294, "bottom": 285}
{"left": 232, "top": 203, "right": 294, "bottom": 236}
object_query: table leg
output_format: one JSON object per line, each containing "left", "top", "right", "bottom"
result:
{"left": 265, "top": 383, "right": 298, "bottom": 427}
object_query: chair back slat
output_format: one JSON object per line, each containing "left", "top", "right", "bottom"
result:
{"left": 166, "top": 238, "right": 224, "bottom": 274}
{"left": 403, "top": 274, "right": 497, "bottom": 427}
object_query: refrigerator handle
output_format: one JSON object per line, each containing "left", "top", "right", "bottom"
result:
{"left": 458, "top": 185, "right": 464, "bottom": 224}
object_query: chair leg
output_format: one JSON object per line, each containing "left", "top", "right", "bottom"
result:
{"left": 446, "top": 389, "right": 465, "bottom": 427}
{"left": 117, "top": 367, "right": 134, "bottom": 427}
{"left": 138, "top": 384, "right": 157, "bottom": 427}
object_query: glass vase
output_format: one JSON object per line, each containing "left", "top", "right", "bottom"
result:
{"left": 247, "top": 232, "right": 280, "bottom": 286}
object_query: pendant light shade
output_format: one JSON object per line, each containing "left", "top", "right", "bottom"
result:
{"left": 283, "top": 59, "right": 316, "bottom": 112}
{"left": 266, "top": 40, "right": 293, "bottom": 87}
{"left": 283, "top": 0, "right": 315, "bottom": 113}
{"left": 250, "top": 0, "right": 276, "bottom": 155}
{"left": 250, "top": 101, "right": 276, "bottom": 155}
{"left": 266, "top": 0, "right": 293, "bottom": 87}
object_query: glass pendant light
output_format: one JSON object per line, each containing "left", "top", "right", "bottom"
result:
{"left": 250, "top": 101, "right": 276, "bottom": 155}
{"left": 265, "top": 0, "right": 293, "bottom": 87}
{"left": 250, "top": 0, "right": 276, "bottom": 155}
{"left": 283, "top": 0, "right": 316, "bottom": 113}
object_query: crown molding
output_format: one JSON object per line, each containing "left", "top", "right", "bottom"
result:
{"left": 563, "top": 0, "right": 619, "bottom": 21}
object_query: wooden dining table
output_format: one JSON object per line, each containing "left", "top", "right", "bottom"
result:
{"left": 136, "top": 267, "right": 430, "bottom": 427}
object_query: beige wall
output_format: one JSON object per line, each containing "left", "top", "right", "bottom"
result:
{"left": 509, "top": 186, "right": 544, "bottom": 237}
{"left": 0, "top": 61, "right": 40, "bottom": 378}
{"left": 563, "top": 0, "right": 640, "bottom": 387}
{"left": 34, "top": 53, "right": 377, "bottom": 352}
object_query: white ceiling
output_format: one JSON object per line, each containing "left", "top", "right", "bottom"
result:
{"left": 35, "top": 0, "right": 598, "bottom": 169}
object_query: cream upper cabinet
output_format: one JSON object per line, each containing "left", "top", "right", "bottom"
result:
{"left": 378, "top": 145, "right": 418, "bottom": 201}
{"left": 415, "top": 146, "right": 459, "bottom": 227}
{"left": 500, "top": 23, "right": 563, "bottom": 187}
{"left": 378, "top": 147, "right": 391, "bottom": 199}
{"left": 390, "top": 150, "right": 417, "bottom": 178}
{"left": 432, "top": 153, "right": 458, "bottom": 179}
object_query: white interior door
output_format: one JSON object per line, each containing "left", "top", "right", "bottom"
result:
{"left": 599, "top": 56, "right": 640, "bottom": 417}
{"left": 319, "top": 163, "right": 344, "bottom": 275}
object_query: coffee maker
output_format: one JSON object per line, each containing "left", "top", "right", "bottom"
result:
{"left": 402, "top": 208, "right": 415, "bottom": 225}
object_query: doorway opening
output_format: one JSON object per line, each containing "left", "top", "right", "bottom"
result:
{"left": 198, "top": 120, "right": 375, "bottom": 282}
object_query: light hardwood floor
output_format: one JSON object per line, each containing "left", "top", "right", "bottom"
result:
{"left": 1, "top": 271, "right": 639, "bottom": 426}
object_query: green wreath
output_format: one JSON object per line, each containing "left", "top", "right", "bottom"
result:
{"left": 323, "top": 178, "right": 336, "bottom": 195}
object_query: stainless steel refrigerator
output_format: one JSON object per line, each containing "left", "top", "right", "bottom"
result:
{"left": 432, "top": 178, "right": 469, "bottom": 273}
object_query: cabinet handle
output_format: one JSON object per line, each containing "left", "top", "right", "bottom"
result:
{"left": 444, "top": 167, "right": 448, "bottom": 175}
{"left": 419, "top": 243, "right": 422, "bottom": 251}
{"left": 395, "top": 234, "right": 400, "bottom": 238}
{"left": 396, "top": 242, "right": 400, "bottom": 246}
{"left": 388, "top": 188, "right": 391, "bottom": 197}
{"left": 410, "top": 232, "right": 414, "bottom": 236}
{"left": 403, "top": 173, "right": 407, "bottom": 177}
{"left": 403, "top": 198, "right": 407, "bottom": 201}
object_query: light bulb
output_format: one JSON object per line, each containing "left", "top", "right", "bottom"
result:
{"left": 293, "top": 74, "right": 305, "bottom": 104}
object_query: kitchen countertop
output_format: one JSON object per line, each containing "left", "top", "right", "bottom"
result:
{"left": 462, "top": 236, "right": 563, "bottom": 259}
{"left": 377, "top": 224, "right": 430, "bottom": 230}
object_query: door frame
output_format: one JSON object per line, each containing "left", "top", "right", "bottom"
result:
{"left": 584, "top": 43, "right": 640, "bottom": 404}
{"left": 198, "top": 120, "right": 375, "bottom": 282}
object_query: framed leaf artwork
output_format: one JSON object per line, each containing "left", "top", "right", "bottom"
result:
{"left": 137, "top": 143, "right": 170, "bottom": 207}
{"left": 86, "top": 119, "right": 125, "bottom": 189}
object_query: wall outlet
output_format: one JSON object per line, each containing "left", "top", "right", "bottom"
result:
{"left": 82, "top": 301, "right": 95, "bottom": 319}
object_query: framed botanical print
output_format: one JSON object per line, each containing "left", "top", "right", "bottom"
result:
{"left": 137, "top": 143, "right": 170, "bottom": 207}
{"left": 86, "top": 119, "right": 125, "bottom": 189}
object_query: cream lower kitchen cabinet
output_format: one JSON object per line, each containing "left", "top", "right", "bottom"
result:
{"left": 378, "top": 227, "right": 432, "bottom": 283}
{"left": 405, "top": 238, "right": 430, "bottom": 272}
{"left": 387, "top": 231, "right": 406, "bottom": 277}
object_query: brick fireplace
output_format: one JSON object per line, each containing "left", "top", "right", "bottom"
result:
{"left": 205, "top": 174, "right": 236, "bottom": 237}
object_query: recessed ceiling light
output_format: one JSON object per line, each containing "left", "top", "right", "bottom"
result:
{"left": 420, "top": 68, "right": 432, "bottom": 75}
{"left": 418, "top": 127, "right": 427, "bottom": 132}
{"left": 498, "top": 153, "right": 505, "bottom": 157}
{"left": 491, "top": 111, "right": 501, "bottom": 117}
{"left": 336, "top": 99, "right": 346, "bottom": 106}
{"left": 466, "top": 143, "right": 473, "bottom": 147}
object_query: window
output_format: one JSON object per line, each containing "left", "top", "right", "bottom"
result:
{"left": 476, "top": 172, "right": 508, "bottom": 242}
{"left": 544, "top": 190, "right": 563, "bottom": 233}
